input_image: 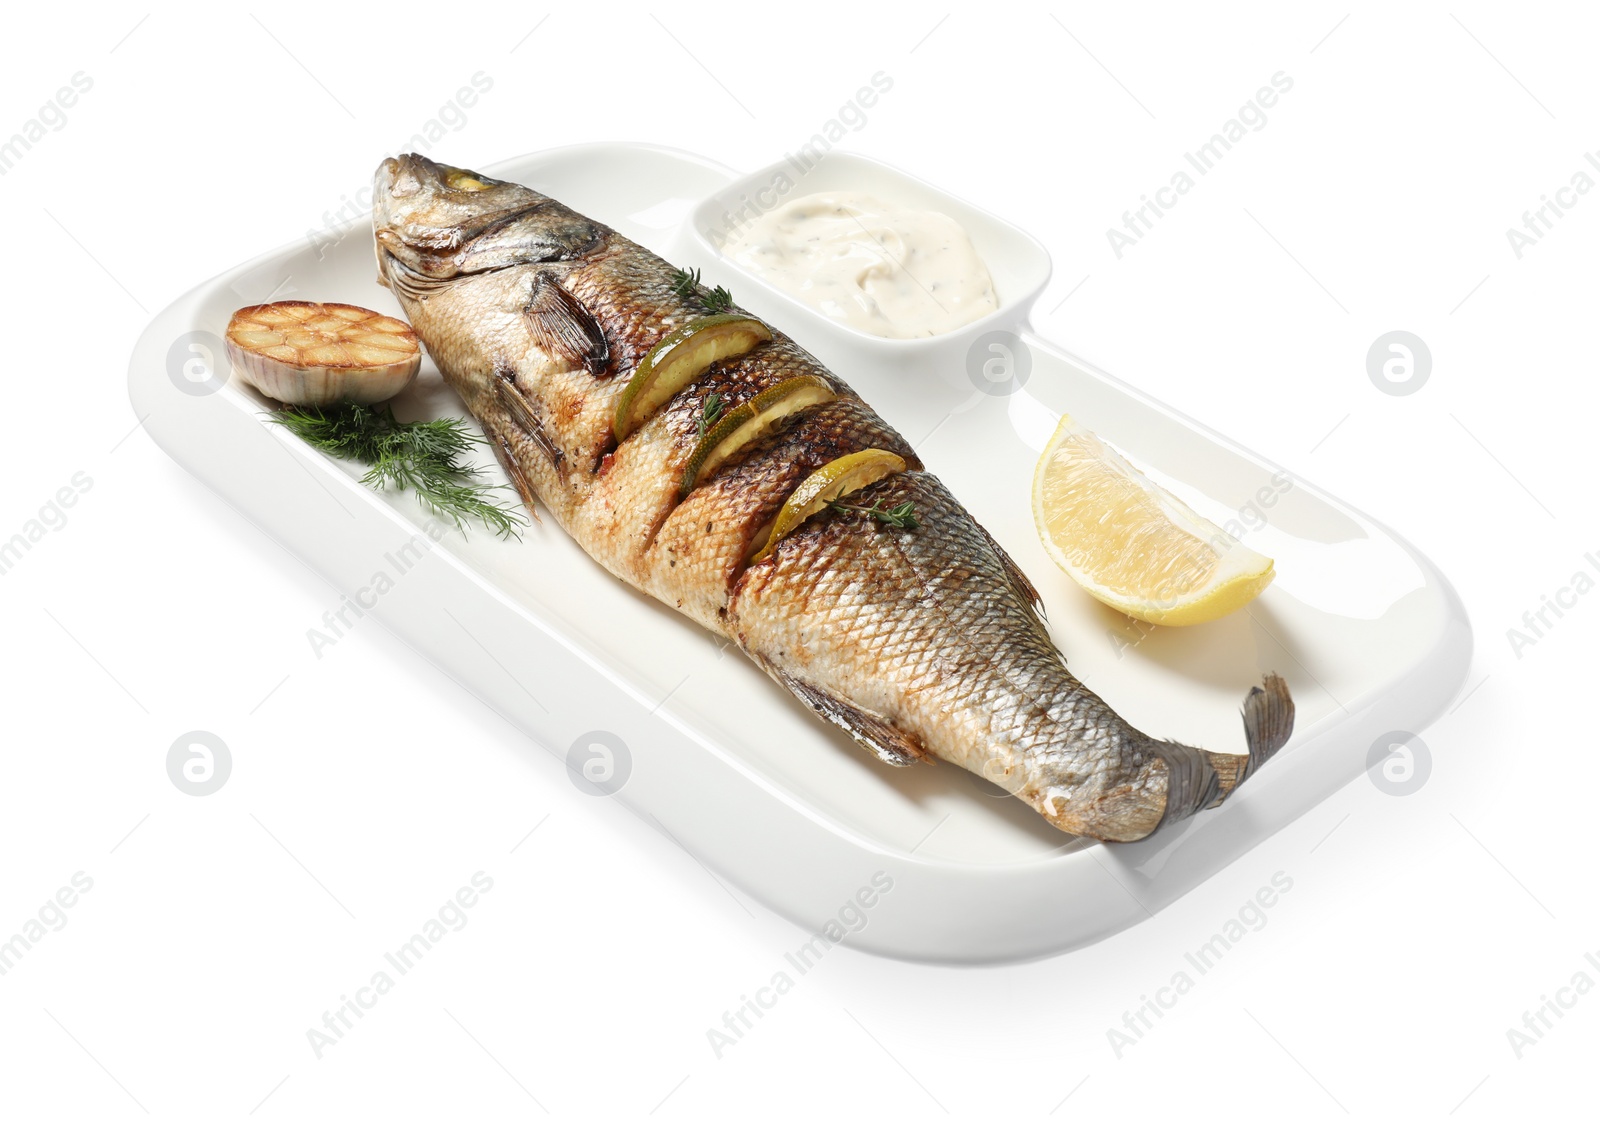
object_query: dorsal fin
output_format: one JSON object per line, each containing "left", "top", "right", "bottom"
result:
{"left": 974, "top": 520, "right": 1047, "bottom": 621}
{"left": 524, "top": 270, "right": 609, "bottom": 375}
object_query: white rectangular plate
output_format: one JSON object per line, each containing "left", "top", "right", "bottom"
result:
{"left": 128, "top": 144, "right": 1470, "bottom": 963}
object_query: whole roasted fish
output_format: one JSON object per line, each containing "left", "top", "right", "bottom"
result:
{"left": 371, "top": 154, "right": 1293, "bottom": 843}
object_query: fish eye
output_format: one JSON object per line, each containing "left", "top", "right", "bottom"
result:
{"left": 444, "top": 168, "right": 490, "bottom": 192}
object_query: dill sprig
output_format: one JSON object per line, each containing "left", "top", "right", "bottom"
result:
{"left": 830, "top": 499, "right": 920, "bottom": 530}
{"left": 697, "top": 392, "right": 727, "bottom": 439}
{"left": 670, "top": 266, "right": 735, "bottom": 314}
{"left": 271, "top": 402, "right": 525, "bottom": 539}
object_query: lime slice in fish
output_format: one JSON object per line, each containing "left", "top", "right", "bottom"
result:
{"left": 680, "top": 375, "right": 836, "bottom": 497}
{"left": 613, "top": 314, "right": 771, "bottom": 441}
{"left": 749, "top": 448, "right": 907, "bottom": 564}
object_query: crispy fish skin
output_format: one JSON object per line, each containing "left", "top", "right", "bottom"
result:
{"left": 371, "top": 154, "right": 1294, "bottom": 843}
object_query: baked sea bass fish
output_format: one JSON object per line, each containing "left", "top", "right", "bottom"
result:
{"left": 371, "top": 154, "right": 1294, "bottom": 843}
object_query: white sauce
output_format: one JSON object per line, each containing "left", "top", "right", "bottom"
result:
{"left": 720, "top": 191, "right": 998, "bottom": 340}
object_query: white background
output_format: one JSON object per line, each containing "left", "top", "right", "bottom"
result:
{"left": 2, "top": 1, "right": 1593, "bottom": 1123}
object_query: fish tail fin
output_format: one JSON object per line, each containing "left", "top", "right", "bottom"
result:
{"left": 1207, "top": 673, "right": 1295, "bottom": 806}
{"left": 1028, "top": 675, "right": 1296, "bottom": 841}
{"left": 1244, "top": 673, "right": 1296, "bottom": 772}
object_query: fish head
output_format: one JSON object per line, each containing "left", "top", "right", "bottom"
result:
{"left": 370, "top": 154, "right": 612, "bottom": 425}
{"left": 372, "top": 154, "right": 604, "bottom": 287}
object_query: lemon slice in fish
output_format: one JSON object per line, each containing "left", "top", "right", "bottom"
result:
{"left": 613, "top": 314, "right": 772, "bottom": 441}
{"left": 1032, "top": 412, "right": 1274, "bottom": 626}
{"left": 749, "top": 448, "right": 907, "bottom": 564}
{"left": 226, "top": 302, "right": 420, "bottom": 406}
{"left": 680, "top": 375, "right": 836, "bottom": 497}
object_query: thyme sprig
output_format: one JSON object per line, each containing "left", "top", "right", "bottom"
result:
{"left": 271, "top": 402, "right": 525, "bottom": 538}
{"left": 829, "top": 499, "right": 920, "bottom": 530}
{"left": 669, "top": 266, "right": 700, "bottom": 298}
{"left": 670, "top": 266, "right": 735, "bottom": 314}
{"left": 698, "top": 392, "right": 728, "bottom": 439}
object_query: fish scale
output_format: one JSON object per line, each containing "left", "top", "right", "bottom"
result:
{"left": 371, "top": 153, "right": 1294, "bottom": 843}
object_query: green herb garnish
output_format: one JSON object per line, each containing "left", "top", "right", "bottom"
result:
{"left": 670, "top": 267, "right": 701, "bottom": 299}
{"left": 670, "top": 266, "right": 735, "bottom": 314}
{"left": 829, "top": 499, "right": 920, "bottom": 529}
{"left": 272, "top": 402, "right": 525, "bottom": 538}
{"left": 698, "top": 392, "right": 728, "bottom": 439}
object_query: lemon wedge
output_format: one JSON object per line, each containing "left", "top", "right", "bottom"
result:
{"left": 1031, "top": 412, "right": 1274, "bottom": 625}
{"left": 750, "top": 448, "right": 907, "bottom": 563}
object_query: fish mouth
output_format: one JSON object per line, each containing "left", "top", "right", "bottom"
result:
{"left": 376, "top": 153, "right": 426, "bottom": 202}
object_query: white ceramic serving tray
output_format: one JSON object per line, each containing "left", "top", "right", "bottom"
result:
{"left": 129, "top": 143, "right": 1471, "bottom": 963}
